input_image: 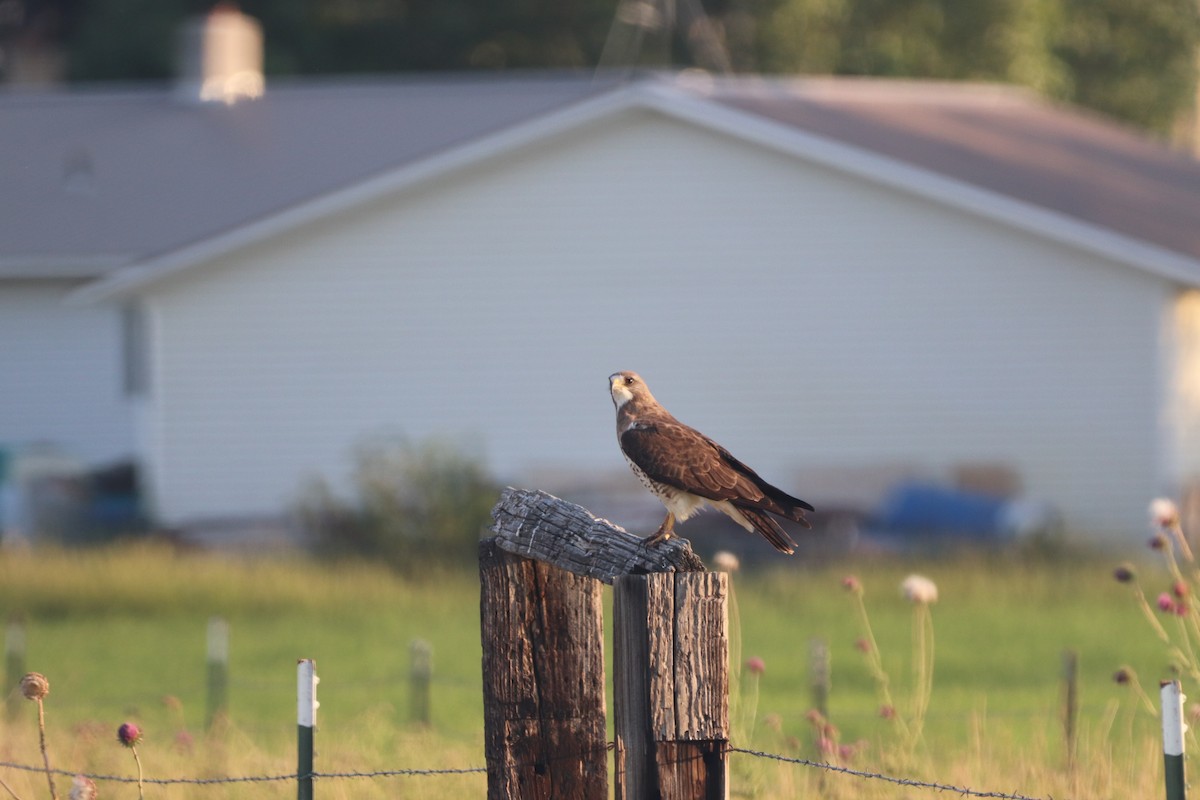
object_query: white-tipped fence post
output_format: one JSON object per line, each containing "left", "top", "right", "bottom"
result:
{"left": 297, "top": 659, "right": 319, "bottom": 800}
{"left": 1162, "top": 680, "right": 1186, "bottom": 800}
{"left": 206, "top": 617, "right": 230, "bottom": 729}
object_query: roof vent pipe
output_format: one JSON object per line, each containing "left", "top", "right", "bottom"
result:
{"left": 175, "top": 2, "right": 264, "bottom": 105}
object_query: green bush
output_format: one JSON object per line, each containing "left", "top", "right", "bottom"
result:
{"left": 298, "top": 436, "right": 498, "bottom": 571}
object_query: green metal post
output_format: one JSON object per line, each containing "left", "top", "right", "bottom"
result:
{"left": 410, "top": 639, "right": 432, "bottom": 725}
{"left": 1062, "top": 649, "right": 1078, "bottom": 770}
{"left": 4, "top": 615, "right": 25, "bottom": 719}
{"left": 297, "top": 659, "right": 318, "bottom": 800}
{"left": 1162, "top": 680, "right": 1186, "bottom": 800}
{"left": 205, "top": 617, "right": 229, "bottom": 729}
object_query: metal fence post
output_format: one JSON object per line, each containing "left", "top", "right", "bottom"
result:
{"left": 1162, "top": 680, "right": 1186, "bottom": 800}
{"left": 298, "top": 659, "right": 319, "bottom": 800}
{"left": 410, "top": 639, "right": 432, "bottom": 725}
{"left": 206, "top": 617, "right": 229, "bottom": 729}
{"left": 1061, "top": 649, "right": 1077, "bottom": 770}
{"left": 5, "top": 615, "right": 25, "bottom": 719}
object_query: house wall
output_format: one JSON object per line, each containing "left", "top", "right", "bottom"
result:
{"left": 140, "top": 109, "right": 1170, "bottom": 540}
{"left": 0, "top": 280, "right": 136, "bottom": 466}
{"left": 1167, "top": 292, "right": 1200, "bottom": 489}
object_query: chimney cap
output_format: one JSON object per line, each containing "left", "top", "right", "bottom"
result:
{"left": 176, "top": 3, "right": 264, "bottom": 105}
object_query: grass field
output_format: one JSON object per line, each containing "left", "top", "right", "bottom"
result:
{"left": 0, "top": 541, "right": 1182, "bottom": 798}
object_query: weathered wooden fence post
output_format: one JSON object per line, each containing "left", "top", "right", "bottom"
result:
{"left": 613, "top": 572, "right": 729, "bottom": 800}
{"left": 479, "top": 539, "right": 607, "bottom": 799}
{"left": 484, "top": 488, "right": 707, "bottom": 800}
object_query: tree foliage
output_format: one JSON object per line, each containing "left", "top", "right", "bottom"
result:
{"left": 760, "top": 0, "right": 1200, "bottom": 134}
{"left": 298, "top": 436, "right": 498, "bottom": 572}
{"left": 34, "top": 0, "right": 1200, "bottom": 134}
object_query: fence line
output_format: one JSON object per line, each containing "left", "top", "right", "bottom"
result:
{"left": 0, "top": 743, "right": 1054, "bottom": 798}
{"left": 727, "top": 747, "right": 1049, "bottom": 800}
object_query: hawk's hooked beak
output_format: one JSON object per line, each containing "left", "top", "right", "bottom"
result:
{"left": 610, "top": 373, "right": 633, "bottom": 409}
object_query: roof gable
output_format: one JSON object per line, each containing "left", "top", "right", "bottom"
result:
{"left": 2, "top": 72, "right": 1197, "bottom": 297}
{"left": 708, "top": 77, "right": 1200, "bottom": 267}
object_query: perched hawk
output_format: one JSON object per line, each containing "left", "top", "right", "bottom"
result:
{"left": 609, "top": 371, "right": 814, "bottom": 554}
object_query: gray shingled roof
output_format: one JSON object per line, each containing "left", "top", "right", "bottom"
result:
{"left": 4, "top": 71, "right": 1200, "bottom": 282}
{"left": 0, "top": 74, "right": 619, "bottom": 277}
{"left": 710, "top": 77, "right": 1200, "bottom": 265}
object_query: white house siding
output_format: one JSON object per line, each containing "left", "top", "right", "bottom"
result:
{"left": 140, "top": 108, "right": 1169, "bottom": 540}
{"left": 1167, "top": 291, "right": 1200, "bottom": 491}
{"left": 0, "top": 280, "right": 135, "bottom": 465}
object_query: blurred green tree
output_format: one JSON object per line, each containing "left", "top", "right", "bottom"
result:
{"left": 1053, "top": 0, "right": 1200, "bottom": 135}
{"left": 46, "top": 0, "right": 1200, "bottom": 135}
{"left": 298, "top": 436, "right": 498, "bottom": 572}
{"left": 760, "top": 0, "right": 1199, "bottom": 134}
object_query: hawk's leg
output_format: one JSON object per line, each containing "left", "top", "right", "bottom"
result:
{"left": 644, "top": 512, "right": 676, "bottom": 546}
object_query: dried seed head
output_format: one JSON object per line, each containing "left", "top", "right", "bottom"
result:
{"left": 1113, "top": 667, "right": 1132, "bottom": 685}
{"left": 711, "top": 551, "right": 740, "bottom": 572}
{"left": 1151, "top": 498, "right": 1180, "bottom": 529}
{"left": 901, "top": 574, "right": 939, "bottom": 604}
{"left": 20, "top": 672, "right": 49, "bottom": 700}
{"left": 69, "top": 774, "right": 97, "bottom": 800}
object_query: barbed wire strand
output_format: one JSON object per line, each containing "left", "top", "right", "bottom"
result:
{"left": 1, "top": 745, "right": 1053, "bottom": 798}
{"left": 727, "top": 747, "right": 1049, "bottom": 800}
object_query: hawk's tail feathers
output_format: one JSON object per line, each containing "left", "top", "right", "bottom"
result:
{"left": 758, "top": 483, "right": 815, "bottom": 525}
{"left": 735, "top": 505, "right": 798, "bottom": 555}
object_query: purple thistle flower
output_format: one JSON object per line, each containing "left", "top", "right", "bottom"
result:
{"left": 117, "top": 722, "right": 142, "bottom": 748}
{"left": 1113, "top": 565, "right": 1136, "bottom": 583}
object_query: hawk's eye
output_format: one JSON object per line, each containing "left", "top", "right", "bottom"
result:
{"left": 625, "top": 376, "right": 636, "bottom": 386}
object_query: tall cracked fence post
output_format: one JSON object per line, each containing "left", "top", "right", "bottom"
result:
{"left": 614, "top": 572, "right": 729, "bottom": 800}
{"left": 482, "top": 488, "right": 706, "bottom": 800}
{"left": 479, "top": 539, "right": 608, "bottom": 800}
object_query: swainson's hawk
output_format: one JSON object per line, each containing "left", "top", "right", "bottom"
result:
{"left": 609, "top": 371, "right": 814, "bottom": 554}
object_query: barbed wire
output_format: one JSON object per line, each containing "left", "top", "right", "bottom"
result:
{"left": 0, "top": 761, "right": 297, "bottom": 785}
{"left": 728, "top": 747, "right": 1049, "bottom": 800}
{"left": 312, "top": 767, "right": 487, "bottom": 779}
{"left": 0, "top": 746, "right": 1054, "bottom": 798}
